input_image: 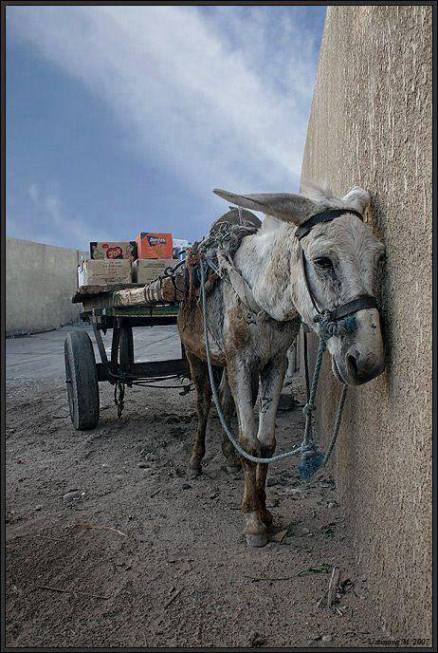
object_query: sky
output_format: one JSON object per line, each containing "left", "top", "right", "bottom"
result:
{"left": 6, "top": 5, "right": 326, "bottom": 250}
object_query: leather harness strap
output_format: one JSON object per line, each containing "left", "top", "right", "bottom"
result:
{"left": 295, "top": 207, "right": 364, "bottom": 241}
{"left": 329, "top": 295, "right": 378, "bottom": 320}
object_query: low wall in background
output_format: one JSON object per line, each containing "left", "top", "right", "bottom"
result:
{"left": 6, "top": 238, "right": 86, "bottom": 336}
{"left": 301, "top": 5, "right": 432, "bottom": 642}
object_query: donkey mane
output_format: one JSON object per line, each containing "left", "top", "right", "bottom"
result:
{"left": 301, "top": 180, "right": 338, "bottom": 203}
{"left": 301, "top": 181, "right": 372, "bottom": 221}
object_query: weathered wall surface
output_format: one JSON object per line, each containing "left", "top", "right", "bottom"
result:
{"left": 6, "top": 238, "right": 85, "bottom": 335}
{"left": 301, "top": 6, "right": 432, "bottom": 642}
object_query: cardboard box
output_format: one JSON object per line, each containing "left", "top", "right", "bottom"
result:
{"left": 135, "top": 232, "right": 173, "bottom": 259}
{"left": 132, "top": 258, "right": 175, "bottom": 284}
{"left": 78, "top": 259, "right": 132, "bottom": 287}
{"left": 90, "top": 241, "right": 137, "bottom": 261}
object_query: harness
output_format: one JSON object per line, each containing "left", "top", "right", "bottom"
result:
{"left": 184, "top": 211, "right": 260, "bottom": 306}
{"left": 199, "top": 205, "right": 380, "bottom": 479}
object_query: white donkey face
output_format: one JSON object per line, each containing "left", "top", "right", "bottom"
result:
{"left": 301, "top": 214, "right": 386, "bottom": 385}
{"left": 213, "top": 185, "right": 386, "bottom": 386}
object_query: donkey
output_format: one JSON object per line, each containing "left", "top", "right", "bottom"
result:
{"left": 177, "top": 185, "right": 385, "bottom": 547}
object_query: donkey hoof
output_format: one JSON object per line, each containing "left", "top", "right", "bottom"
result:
{"left": 187, "top": 465, "right": 202, "bottom": 480}
{"left": 245, "top": 532, "right": 269, "bottom": 548}
{"left": 261, "top": 513, "right": 274, "bottom": 530}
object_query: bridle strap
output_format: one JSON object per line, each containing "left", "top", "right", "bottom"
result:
{"left": 329, "top": 295, "right": 378, "bottom": 320}
{"left": 295, "top": 207, "right": 364, "bottom": 241}
{"left": 301, "top": 248, "right": 322, "bottom": 315}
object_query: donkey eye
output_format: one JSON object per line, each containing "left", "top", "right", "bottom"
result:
{"left": 313, "top": 256, "right": 333, "bottom": 270}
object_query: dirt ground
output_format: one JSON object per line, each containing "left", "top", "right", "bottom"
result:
{"left": 6, "top": 375, "right": 390, "bottom": 649}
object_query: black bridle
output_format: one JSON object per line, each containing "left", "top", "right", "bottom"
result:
{"left": 297, "top": 208, "right": 379, "bottom": 325}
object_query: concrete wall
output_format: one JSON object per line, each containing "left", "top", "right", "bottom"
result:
{"left": 6, "top": 238, "right": 86, "bottom": 336}
{"left": 301, "top": 5, "right": 432, "bottom": 642}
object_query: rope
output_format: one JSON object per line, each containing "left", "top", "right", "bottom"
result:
{"left": 323, "top": 384, "right": 348, "bottom": 465}
{"left": 200, "top": 261, "right": 306, "bottom": 464}
{"left": 302, "top": 336, "right": 326, "bottom": 445}
{"left": 199, "top": 259, "right": 350, "bottom": 475}
{"left": 114, "top": 380, "right": 125, "bottom": 418}
{"left": 303, "top": 328, "right": 310, "bottom": 402}
{"left": 197, "top": 219, "right": 259, "bottom": 265}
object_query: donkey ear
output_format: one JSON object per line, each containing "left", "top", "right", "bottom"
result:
{"left": 342, "top": 186, "right": 370, "bottom": 215}
{"left": 213, "top": 189, "right": 318, "bottom": 226}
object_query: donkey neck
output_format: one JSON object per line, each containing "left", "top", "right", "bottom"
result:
{"left": 233, "top": 217, "right": 301, "bottom": 322}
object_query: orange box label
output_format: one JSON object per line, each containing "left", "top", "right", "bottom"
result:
{"left": 135, "top": 232, "right": 173, "bottom": 259}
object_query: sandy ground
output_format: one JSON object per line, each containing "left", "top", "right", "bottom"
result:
{"left": 5, "top": 327, "right": 390, "bottom": 649}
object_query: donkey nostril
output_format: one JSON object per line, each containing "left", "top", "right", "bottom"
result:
{"left": 344, "top": 346, "right": 383, "bottom": 385}
{"left": 346, "top": 352, "right": 359, "bottom": 377}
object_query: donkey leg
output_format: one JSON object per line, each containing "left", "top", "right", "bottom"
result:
{"left": 186, "top": 352, "right": 211, "bottom": 479}
{"left": 221, "top": 370, "right": 258, "bottom": 472}
{"left": 256, "top": 354, "right": 288, "bottom": 528}
{"left": 227, "top": 360, "right": 267, "bottom": 547}
{"left": 219, "top": 371, "right": 241, "bottom": 471}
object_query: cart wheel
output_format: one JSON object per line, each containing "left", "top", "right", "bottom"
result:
{"left": 119, "top": 324, "right": 134, "bottom": 371}
{"left": 64, "top": 331, "right": 100, "bottom": 430}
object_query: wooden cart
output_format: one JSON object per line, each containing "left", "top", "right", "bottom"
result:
{"left": 65, "top": 284, "right": 188, "bottom": 430}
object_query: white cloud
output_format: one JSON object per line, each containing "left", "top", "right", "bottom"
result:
{"left": 8, "top": 5, "right": 323, "bottom": 199}
{"left": 7, "top": 182, "right": 109, "bottom": 249}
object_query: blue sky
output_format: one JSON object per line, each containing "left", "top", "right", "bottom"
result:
{"left": 6, "top": 5, "right": 326, "bottom": 249}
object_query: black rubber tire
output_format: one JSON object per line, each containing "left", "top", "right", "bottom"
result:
{"left": 64, "top": 331, "right": 100, "bottom": 430}
{"left": 119, "top": 324, "right": 134, "bottom": 371}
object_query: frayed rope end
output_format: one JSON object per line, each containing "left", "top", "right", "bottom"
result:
{"left": 298, "top": 447, "right": 325, "bottom": 480}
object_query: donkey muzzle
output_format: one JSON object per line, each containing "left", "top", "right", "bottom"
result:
{"left": 329, "top": 307, "right": 385, "bottom": 386}
{"left": 344, "top": 346, "right": 385, "bottom": 385}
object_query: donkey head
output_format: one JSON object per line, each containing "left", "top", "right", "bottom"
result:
{"left": 213, "top": 186, "right": 385, "bottom": 386}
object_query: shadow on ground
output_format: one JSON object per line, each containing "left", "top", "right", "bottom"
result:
{"left": 6, "top": 377, "right": 387, "bottom": 648}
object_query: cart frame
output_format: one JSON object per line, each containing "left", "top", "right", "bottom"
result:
{"left": 66, "top": 284, "right": 189, "bottom": 430}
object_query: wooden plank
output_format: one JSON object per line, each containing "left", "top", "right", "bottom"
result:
{"left": 113, "top": 276, "right": 185, "bottom": 307}
{"left": 81, "top": 306, "right": 179, "bottom": 319}
{"left": 72, "top": 283, "right": 146, "bottom": 304}
{"left": 96, "top": 358, "right": 188, "bottom": 381}
{"left": 75, "top": 274, "right": 184, "bottom": 308}
{"left": 73, "top": 264, "right": 187, "bottom": 312}
{"left": 112, "top": 286, "right": 148, "bottom": 307}
{"left": 77, "top": 283, "right": 144, "bottom": 295}
{"left": 77, "top": 294, "right": 178, "bottom": 312}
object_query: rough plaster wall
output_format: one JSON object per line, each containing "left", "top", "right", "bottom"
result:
{"left": 301, "top": 6, "right": 432, "bottom": 641}
{"left": 6, "top": 238, "right": 84, "bottom": 335}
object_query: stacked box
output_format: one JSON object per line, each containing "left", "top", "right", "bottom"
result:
{"left": 90, "top": 241, "right": 137, "bottom": 261}
{"left": 132, "top": 259, "right": 175, "bottom": 284}
{"left": 135, "top": 232, "right": 173, "bottom": 259}
{"left": 78, "top": 259, "right": 132, "bottom": 287}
